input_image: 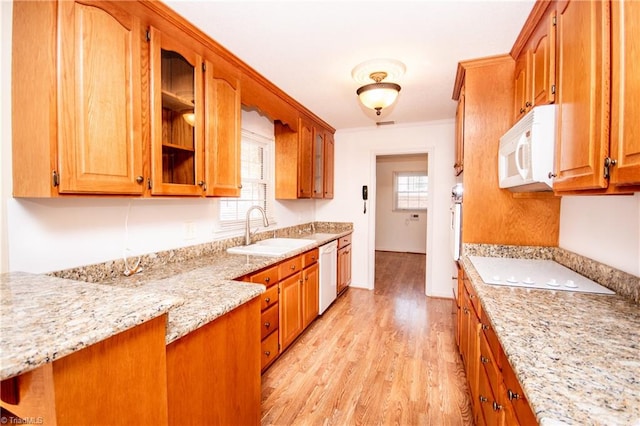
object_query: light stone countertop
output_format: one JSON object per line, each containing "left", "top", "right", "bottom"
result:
{"left": 0, "top": 231, "right": 350, "bottom": 381}
{"left": 461, "top": 256, "right": 640, "bottom": 426}
{"left": 99, "top": 231, "right": 350, "bottom": 344}
{"left": 0, "top": 272, "right": 182, "bottom": 380}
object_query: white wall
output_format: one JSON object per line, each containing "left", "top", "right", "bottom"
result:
{"left": 316, "top": 121, "right": 457, "bottom": 298}
{"left": 375, "top": 155, "right": 428, "bottom": 253}
{"left": 559, "top": 194, "right": 640, "bottom": 276}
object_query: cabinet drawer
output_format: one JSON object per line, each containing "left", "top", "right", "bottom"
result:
{"left": 480, "top": 308, "right": 502, "bottom": 369}
{"left": 338, "top": 234, "right": 351, "bottom": 248}
{"left": 479, "top": 330, "right": 501, "bottom": 394}
{"left": 261, "top": 329, "right": 279, "bottom": 370}
{"left": 502, "top": 354, "right": 537, "bottom": 425}
{"left": 464, "top": 276, "right": 481, "bottom": 317}
{"left": 302, "top": 248, "right": 318, "bottom": 267}
{"left": 278, "top": 256, "right": 302, "bottom": 280}
{"left": 250, "top": 265, "right": 279, "bottom": 288}
{"left": 261, "top": 303, "right": 279, "bottom": 340}
{"left": 261, "top": 285, "right": 279, "bottom": 311}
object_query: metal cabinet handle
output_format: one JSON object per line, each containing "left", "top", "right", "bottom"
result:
{"left": 493, "top": 401, "right": 503, "bottom": 412}
{"left": 291, "top": 265, "right": 296, "bottom": 270}
{"left": 264, "top": 322, "right": 270, "bottom": 328}
{"left": 265, "top": 277, "right": 270, "bottom": 283}
{"left": 136, "top": 175, "right": 144, "bottom": 184}
{"left": 520, "top": 108, "right": 525, "bottom": 114}
{"left": 198, "top": 180, "right": 207, "bottom": 191}
{"left": 548, "top": 172, "right": 557, "bottom": 179}
{"left": 480, "top": 355, "right": 489, "bottom": 364}
{"left": 479, "top": 395, "right": 488, "bottom": 403}
{"left": 507, "top": 389, "right": 520, "bottom": 401}
{"left": 264, "top": 297, "right": 271, "bottom": 303}
{"left": 264, "top": 350, "right": 271, "bottom": 356}
{"left": 525, "top": 101, "right": 532, "bottom": 107}
{"left": 482, "top": 324, "right": 489, "bottom": 331}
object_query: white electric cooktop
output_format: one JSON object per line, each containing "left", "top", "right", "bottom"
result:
{"left": 468, "top": 256, "right": 615, "bottom": 295}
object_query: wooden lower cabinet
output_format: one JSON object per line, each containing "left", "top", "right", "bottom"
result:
{"left": 0, "top": 315, "right": 169, "bottom": 425}
{"left": 242, "top": 248, "right": 320, "bottom": 372}
{"left": 337, "top": 234, "right": 352, "bottom": 295}
{"left": 279, "top": 272, "right": 304, "bottom": 351}
{"left": 457, "top": 266, "right": 537, "bottom": 426}
{"left": 166, "top": 297, "right": 261, "bottom": 426}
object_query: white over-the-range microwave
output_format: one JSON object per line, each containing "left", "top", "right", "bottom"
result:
{"left": 498, "top": 105, "right": 556, "bottom": 192}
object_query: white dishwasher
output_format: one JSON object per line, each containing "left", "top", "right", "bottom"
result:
{"left": 318, "top": 240, "right": 338, "bottom": 314}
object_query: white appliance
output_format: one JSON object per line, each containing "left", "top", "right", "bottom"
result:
{"left": 468, "top": 256, "right": 614, "bottom": 295}
{"left": 450, "top": 183, "right": 463, "bottom": 261}
{"left": 318, "top": 240, "right": 338, "bottom": 314}
{"left": 498, "top": 105, "right": 556, "bottom": 192}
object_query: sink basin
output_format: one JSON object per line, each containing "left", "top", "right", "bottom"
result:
{"left": 227, "top": 238, "right": 315, "bottom": 257}
{"left": 254, "top": 238, "right": 315, "bottom": 248}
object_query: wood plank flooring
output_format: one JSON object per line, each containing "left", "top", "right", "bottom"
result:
{"left": 261, "top": 251, "right": 473, "bottom": 425}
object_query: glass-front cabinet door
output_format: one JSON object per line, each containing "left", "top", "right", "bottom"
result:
{"left": 149, "top": 27, "right": 204, "bottom": 195}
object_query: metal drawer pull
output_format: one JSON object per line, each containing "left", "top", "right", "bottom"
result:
{"left": 507, "top": 389, "right": 521, "bottom": 401}
{"left": 264, "top": 351, "right": 271, "bottom": 356}
{"left": 265, "top": 297, "right": 271, "bottom": 303}
{"left": 482, "top": 324, "right": 489, "bottom": 330}
{"left": 264, "top": 322, "right": 271, "bottom": 328}
{"left": 265, "top": 277, "right": 270, "bottom": 283}
{"left": 290, "top": 265, "right": 296, "bottom": 270}
{"left": 492, "top": 401, "right": 503, "bottom": 411}
{"left": 479, "top": 395, "right": 488, "bottom": 403}
{"left": 480, "top": 355, "right": 489, "bottom": 364}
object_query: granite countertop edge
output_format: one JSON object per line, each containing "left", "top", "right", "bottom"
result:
{"left": 460, "top": 255, "right": 640, "bottom": 425}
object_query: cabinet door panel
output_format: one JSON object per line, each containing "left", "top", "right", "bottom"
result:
{"left": 279, "top": 273, "right": 303, "bottom": 351}
{"left": 205, "top": 58, "right": 242, "bottom": 196}
{"left": 513, "top": 51, "right": 530, "bottom": 122}
{"left": 302, "top": 263, "right": 319, "bottom": 328}
{"left": 298, "top": 117, "right": 314, "bottom": 198}
{"left": 611, "top": 0, "right": 640, "bottom": 187}
{"left": 58, "top": 1, "right": 143, "bottom": 194}
{"left": 554, "top": 0, "right": 610, "bottom": 191}
{"left": 323, "top": 133, "right": 335, "bottom": 198}
{"left": 531, "top": 10, "right": 556, "bottom": 107}
{"left": 150, "top": 27, "right": 204, "bottom": 196}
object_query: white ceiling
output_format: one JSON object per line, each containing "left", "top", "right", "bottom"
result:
{"left": 163, "top": 0, "right": 535, "bottom": 131}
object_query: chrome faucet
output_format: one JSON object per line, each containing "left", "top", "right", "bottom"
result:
{"left": 245, "top": 205, "right": 269, "bottom": 245}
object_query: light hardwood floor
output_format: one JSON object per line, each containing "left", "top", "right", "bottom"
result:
{"left": 261, "top": 251, "right": 473, "bottom": 425}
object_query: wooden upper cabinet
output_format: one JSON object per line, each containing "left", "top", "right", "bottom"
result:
{"left": 298, "top": 116, "right": 314, "bottom": 198}
{"left": 204, "top": 56, "right": 242, "bottom": 197}
{"left": 312, "top": 127, "right": 324, "bottom": 199}
{"left": 58, "top": 1, "right": 145, "bottom": 194}
{"left": 530, "top": 9, "right": 556, "bottom": 108}
{"left": 454, "top": 85, "right": 465, "bottom": 175}
{"left": 512, "top": 7, "right": 556, "bottom": 124}
{"left": 12, "top": 1, "right": 146, "bottom": 196}
{"left": 323, "top": 132, "right": 335, "bottom": 199}
{"left": 513, "top": 50, "right": 531, "bottom": 123}
{"left": 610, "top": 0, "right": 640, "bottom": 188}
{"left": 149, "top": 26, "right": 205, "bottom": 196}
{"left": 554, "top": 0, "right": 610, "bottom": 192}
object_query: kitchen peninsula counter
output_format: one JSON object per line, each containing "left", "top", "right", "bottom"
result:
{"left": 1, "top": 228, "right": 351, "bottom": 381}
{"left": 460, "top": 255, "right": 640, "bottom": 425}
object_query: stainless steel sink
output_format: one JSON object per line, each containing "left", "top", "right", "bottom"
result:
{"left": 227, "top": 238, "right": 316, "bottom": 257}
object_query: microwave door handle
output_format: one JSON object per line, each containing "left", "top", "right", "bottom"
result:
{"left": 515, "top": 134, "right": 528, "bottom": 179}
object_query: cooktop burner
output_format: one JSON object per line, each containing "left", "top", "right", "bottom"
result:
{"left": 468, "top": 256, "right": 615, "bottom": 295}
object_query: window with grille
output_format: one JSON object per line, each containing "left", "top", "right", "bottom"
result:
{"left": 393, "top": 171, "right": 428, "bottom": 211}
{"left": 218, "top": 130, "right": 274, "bottom": 229}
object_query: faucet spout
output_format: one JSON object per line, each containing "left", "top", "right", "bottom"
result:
{"left": 245, "top": 205, "right": 269, "bottom": 245}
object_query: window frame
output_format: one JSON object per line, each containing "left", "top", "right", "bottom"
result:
{"left": 393, "top": 171, "right": 428, "bottom": 212}
{"left": 215, "top": 129, "right": 276, "bottom": 234}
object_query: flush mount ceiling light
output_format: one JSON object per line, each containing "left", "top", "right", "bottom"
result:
{"left": 352, "top": 59, "right": 406, "bottom": 116}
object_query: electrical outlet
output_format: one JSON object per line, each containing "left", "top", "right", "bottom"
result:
{"left": 184, "top": 221, "right": 196, "bottom": 240}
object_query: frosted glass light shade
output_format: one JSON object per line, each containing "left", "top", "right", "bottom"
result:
{"left": 356, "top": 82, "right": 401, "bottom": 115}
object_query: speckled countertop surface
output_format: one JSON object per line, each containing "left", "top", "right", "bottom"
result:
{"left": 460, "top": 256, "right": 640, "bottom": 425}
{"left": 0, "top": 272, "right": 182, "bottom": 380}
{"left": 1, "top": 229, "right": 350, "bottom": 381}
{"left": 98, "top": 231, "right": 349, "bottom": 344}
